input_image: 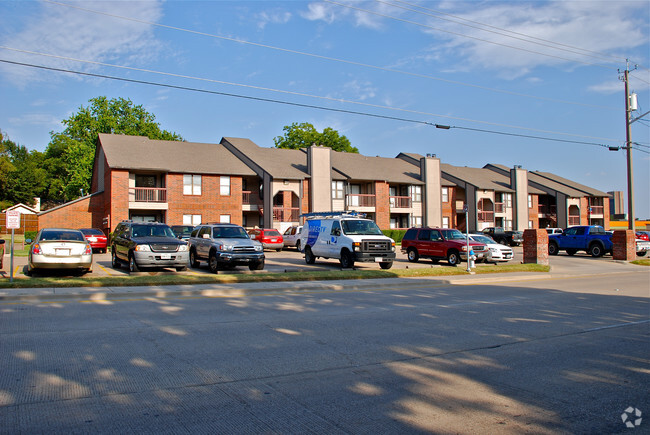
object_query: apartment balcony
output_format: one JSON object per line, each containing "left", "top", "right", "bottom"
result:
{"left": 273, "top": 207, "right": 300, "bottom": 222}
{"left": 129, "top": 187, "right": 168, "bottom": 210}
{"left": 346, "top": 194, "right": 376, "bottom": 209}
{"left": 389, "top": 196, "right": 411, "bottom": 209}
{"left": 588, "top": 205, "right": 604, "bottom": 217}
{"left": 538, "top": 204, "right": 557, "bottom": 218}
{"left": 242, "top": 191, "right": 262, "bottom": 210}
{"left": 494, "top": 202, "right": 504, "bottom": 213}
{"left": 478, "top": 211, "right": 494, "bottom": 222}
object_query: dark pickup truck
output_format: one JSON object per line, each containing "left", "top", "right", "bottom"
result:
{"left": 548, "top": 225, "right": 612, "bottom": 257}
{"left": 481, "top": 227, "right": 523, "bottom": 246}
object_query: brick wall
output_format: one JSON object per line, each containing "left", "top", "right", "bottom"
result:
{"left": 375, "top": 181, "right": 390, "bottom": 229}
{"left": 612, "top": 230, "right": 635, "bottom": 260}
{"left": 528, "top": 194, "right": 539, "bottom": 229}
{"left": 523, "top": 229, "right": 549, "bottom": 265}
{"left": 166, "top": 174, "right": 244, "bottom": 225}
{"left": 38, "top": 193, "right": 104, "bottom": 231}
{"left": 302, "top": 179, "right": 309, "bottom": 214}
{"left": 110, "top": 169, "right": 130, "bottom": 227}
{"left": 579, "top": 197, "right": 589, "bottom": 225}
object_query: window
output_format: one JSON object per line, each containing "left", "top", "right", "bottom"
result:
{"left": 505, "top": 219, "right": 512, "bottom": 230}
{"left": 411, "top": 186, "right": 422, "bottom": 202}
{"left": 442, "top": 216, "right": 450, "bottom": 228}
{"left": 504, "top": 193, "right": 512, "bottom": 208}
{"left": 183, "top": 214, "right": 201, "bottom": 225}
{"left": 331, "top": 221, "right": 341, "bottom": 235}
{"left": 528, "top": 220, "right": 533, "bottom": 229}
{"left": 441, "top": 187, "right": 449, "bottom": 203}
{"left": 183, "top": 174, "right": 201, "bottom": 195}
{"left": 332, "top": 181, "right": 344, "bottom": 199}
{"left": 220, "top": 176, "right": 230, "bottom": 196}
{"left": 411, "top": 216, "right": 422, "bottom": 227}
{"left": 219, "top": 214, "right": 230, "bottom": 223}
{"left": 417, "top": 229, "right": 431, "bottom": 240}
{"left": 528, "top": 195, "right": 533, "bottom": 208}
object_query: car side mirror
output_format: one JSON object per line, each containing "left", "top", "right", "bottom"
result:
{"left": 25, "top": 239, "right": 32, "bottom": 244}
{"left": 333, "top": 229, "right": 341, "bottom": 236}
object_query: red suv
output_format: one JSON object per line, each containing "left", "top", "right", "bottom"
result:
{"left": 248, "top": 228, "right": 284, "bottom": 251}
{"left": 401, "top": 227, "right": 487, "bottom": 266}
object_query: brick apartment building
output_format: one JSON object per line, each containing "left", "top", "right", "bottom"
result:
{"left": 37, "top": 134, "right": 610, "bottom": 234}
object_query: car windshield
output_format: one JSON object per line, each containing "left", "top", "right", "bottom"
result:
{"left": 80, "top": 228, "right": 104, "bottom": 236}
{"left": 214, "top": 226, "right": 249, "bottom": 238}
{"left": 471, "top": 235, "right": 493, "bottom": 244}
{"left": 132, "top": 225, "right": 176, "bottom": 238}
{"left": 172, "top": 226, "right": 194, "bottom": 236}
{"left": 341, "top": 219, "right": 383, "bottom": 235}
{"left": 264, "top": 230, "right": 281, "bottom": 237}
{"left": 40, "top": 230, "right": 85, "bottom": 242}
{"left": 441, "top": 229, "right": 466, "bottom": 240}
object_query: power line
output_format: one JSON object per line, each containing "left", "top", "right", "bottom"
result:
{"left": 382, "top": 0, "right": 628, "bottom": 64}
{"left": 0, "top": 58, "right": 620, "bottom": 151}
{"left": 38, "top": 0, "right": 616, "bottom": 111}
{"left": 0, "top": 50, "right": 623, "bottom": 144}
{"left": 325, "top": 0, "right": 620, "bottom": 70}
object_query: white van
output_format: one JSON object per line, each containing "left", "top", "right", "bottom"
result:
{"left": 300, "top": 212, "right": 396, "bottom": 269}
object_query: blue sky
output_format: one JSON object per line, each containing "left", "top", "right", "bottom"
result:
{"left": 1, "top": 0, "right": 649, "bottom": 217}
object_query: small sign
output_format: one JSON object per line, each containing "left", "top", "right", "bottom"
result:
{"left": 6, "top": 210, "right": 20, "bottom": 229}
{"left": 463, "top": 204, "right": 468, "bottom": 213}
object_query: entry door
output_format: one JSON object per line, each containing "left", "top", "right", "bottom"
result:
{"left": 349, "top": 185, "right": 360, "bottom": 207}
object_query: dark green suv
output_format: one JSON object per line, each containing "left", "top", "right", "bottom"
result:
{"left": 111, "top": 221, "right": 189, "bottom": 273}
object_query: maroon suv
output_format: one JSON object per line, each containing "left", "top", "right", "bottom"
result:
{"left": 401, "top": 227, "right": 487, "bottom": 266}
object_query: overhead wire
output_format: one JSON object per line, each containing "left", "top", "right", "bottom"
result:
{"left": 0, "top": 58, "right": 622, "bottom": 152}
{"left": 376, "top": 0, "right": 626, "bottom": 64}
{"left": 39, "top": 0, "right": 616, "bottom": 111}
{"left": 0, "top": 50, "right": 623, "bottom": 144}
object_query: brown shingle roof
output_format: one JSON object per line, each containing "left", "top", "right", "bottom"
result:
{"left": 331, "top": 151, "right": 423, "bottom": 184}
{"left": 441, "top": 164, "right": 514, "bottom": 191}
{"left": 98, "top": 134, "right": 255, "bottom": 176}
{"left": 221, "top": 137, "right": 308, "bottom": 179}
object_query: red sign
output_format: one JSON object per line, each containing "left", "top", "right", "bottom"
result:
{"left": 6, "top": 210, "right": 20, "bottom": 229}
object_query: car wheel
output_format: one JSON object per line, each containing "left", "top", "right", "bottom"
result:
{"left": 295, "top": 240, "right": 301, "bottom": 251}
{"left": 637, "top": 251, "right": 647, "bottom": 257}
{"left": 406, "top": 248, "right": 419, "bottom": 262}
{"left": 249, "top": 259, "right": 265, "bottom": 271}
{"left": 276, "top": 248, "right": 282, "bottom": 252}
{"left": 208, "top": 252, "right": 219, "bottom": 274}
{"left": 590, "top": 243, "right": 604, "bottom": 258}
{"left": 189, "top": 249, "right": 200, "bottom": 268}
{"left": 304, "top": 246, "right": 316, "bottom": 264}
{"left": 447, "top": 251, "right": 460, "bottom": 266}
{"left": 111, "top": 248, "right": 120, "bottom": 268}
{"left": 548, "top": 242, "right": 559, "bottom": 256}
{"left": 379, "top": 261, "right": 393, "bottom": 270}
{"left": 129, "top": 254, "right": 139, "bottom": 273}
{"left": 566, "top": 249, "right": 577, "bottom": 256}
{"left": 340, "top": 250, "right": 354, "bottom": 268}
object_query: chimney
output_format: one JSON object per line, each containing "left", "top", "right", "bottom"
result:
{"left": 33, "top": 197, "right": 41, "bottom": 212}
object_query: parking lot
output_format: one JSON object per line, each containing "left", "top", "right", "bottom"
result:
{"left": 2, "top": 243, "right": 644, "bottom": 280}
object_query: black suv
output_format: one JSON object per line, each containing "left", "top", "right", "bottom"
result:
{"left": 111, "top": 221, "right": 189, "bottom": 273}
{"left": 188, "top": 223, "right": 265, "bottom": 273}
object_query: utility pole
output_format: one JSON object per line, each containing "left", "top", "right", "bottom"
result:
{"left": 621, "top": 61, "right": 635, "bottom": 230}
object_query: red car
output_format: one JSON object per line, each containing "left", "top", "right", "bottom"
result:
{"left": 248, "top": 228, "right": 284, "bottom": 251}
{"left": 636, "top": 231, "right": 650, "bottom": 241}
{"left": 80, "top": 228, "right": 108, "bottom": 253}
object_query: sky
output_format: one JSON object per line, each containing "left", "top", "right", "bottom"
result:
{"left": 1, "top": 0, "right": 649, "bottom": 218}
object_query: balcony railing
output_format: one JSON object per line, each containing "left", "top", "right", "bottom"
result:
{"left": 568, "top": 216, "right": 581, "bottom": 226}
{"left": 494, "top": 202, "right": 504, "bottom": 213}
{"left": 242, "top": 191, "right": 263, "bottom": 205}
{"left": 389, "top": 196, "right": 411, "bottom": 208}
{"left": 273, "top": 207, "right": 300, "bottom": 222}
{"left": 347, "top": 194, "right": 376, "bottom": 208}
{"left": 588, "top": 205, "right": 604, "bottom": 215}
{"left": 131, "top": 187, "right": 166, "bottom": 203}
{"left": 538, "top": 205, "right": 557, "bottom": 216}
{"left": 478, "top": 211, "right": 494, "bottom": 222}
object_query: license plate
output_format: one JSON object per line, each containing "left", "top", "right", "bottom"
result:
{"left": 271, "top": 239, "right": 277, "bottom": 242}
{"left": 160, "top": 254, "right": 172, "bottom": 260}
{"left": 55, "top": 249, "right": 70, "bottom": 256}
{"left": 88, "top": 237, "right": 97, "bottom": 242}
{"left": 505, "top": 254, "right": 512, "bottom": 258}
{"left": 374, "top": 257, "right": 382, "bottom": 262}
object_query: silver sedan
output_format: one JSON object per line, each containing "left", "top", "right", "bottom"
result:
{"left": 27, "top": 228, "right": 93, "bottom": 276}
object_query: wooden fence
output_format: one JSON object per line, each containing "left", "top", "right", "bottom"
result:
{"left": 0, "top": 213, "right": 39, "bottom": 235}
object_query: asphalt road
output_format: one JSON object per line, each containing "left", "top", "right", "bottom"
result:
{"left": 1, "top": 270, "right": 648, "bottom": 434}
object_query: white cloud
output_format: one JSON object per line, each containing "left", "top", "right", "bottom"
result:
{"left": 301, "top": 1, "right": 386, "bottom": 29}
{"left": 426, "top": 1, "right": 649, "bottom": 78}
{"left": 255, "top": 10, "right": 292, "bottom": 30}
{"left": 0, "top": 0, "right": 164, "bottom": 87}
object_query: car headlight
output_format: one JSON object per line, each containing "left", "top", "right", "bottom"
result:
{"left": 135, "top": 244, "right": 151, "bottom": 252}
{"left": 218, "top": 244, "right": 234, "bottom": 252}
{"left": 254, "top": 245, "right": 263, "bottom": 252}
{"left": 461, "top": 246, "right": 468, "bottom": 251}
{"left": 177, "top": 244, "right": 189, "bottom": 252}
{"left": 489, "top": 248, "right": 497, "bottom": 252}
{"left": 352, "top": 242, "right": 361, "bottom": 251}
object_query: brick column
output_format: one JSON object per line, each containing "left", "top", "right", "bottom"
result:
{"left": 523, "top": 229, "right": 549, "bottom": 265}
{"left": 612, "top": 230, "right": 635, "bottom": 261}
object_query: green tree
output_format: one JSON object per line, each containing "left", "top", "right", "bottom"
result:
{"left": 273, "top": 122, "right": 358, "bottom": 153}
{"left": 0, "top": 132, "right": 47, "bottom": 206}
{"left": 47, "top": 96, "right": 183, "bottom": 201}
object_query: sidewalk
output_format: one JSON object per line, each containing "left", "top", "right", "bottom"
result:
{"left": 1, "top": 252, "right": 644, "bottom": 303}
